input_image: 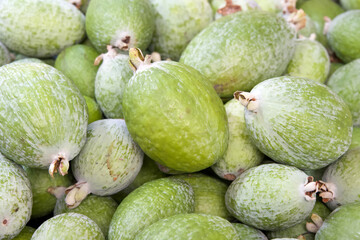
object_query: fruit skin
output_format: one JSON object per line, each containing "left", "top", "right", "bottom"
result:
{"left": 327, "top": 59, "right": 360, "bottom": 126}
{"left": 148, "top": 0, "right": 213, "bottom": 60}
{"left": 0, "top": 62, "right": 88, "bottom": 171}
{"left": 315, "top": 202, "right": 360, "bottom": 240}
{"left": 326, "top": 62, "right": 344, "bottom": 81}
{"left": 340, "top": 0, "right": 360, "bottom": 9}
{"left": 12, "top": 226, "right": 35, "bottom": 240}
{"left": 134, "top": 213, "right": 238, "bottom": 240}
{"left": 0, "top": 41, "right": 11, "bottom": 66}
{"left": 123, "top": 60, "right": 228, "bottom": 172}
{"left": 86, "top": 0, "right": 155, "bottom": 53}
{"left": 212, "top": 99, "right": 264, "bottom": 181}
{"left": 83, "top": 96, "right": 103, "bottom": 124}
{"left": 180, "top": 11, "right": 295, "bottom": 98}
{"left": 225, "top": 164, "right": 316, "bottom": 231}
{"left": 108, "top": 178, "right": 195, "bottom": 240}
{"left": 242, "top": 76, "right": 352, "bottom": 170}
{"left": 0, "top": 0, "right": 85, "bottom": 58}
{"left": 31, "top": 213, "right": 105, "bottom": 240}
{"left": 350, "top": 127, "right": 360, "bottom": 149}
{"left": 55, "top": 44, "right": 99, "bottom": 98}
{"left": 0, "top": 154, "right": 32, "bottom": 240}
{"left": 232, "top": 223, "right": 267, "bottom": 240}
{"left": 327, "top": 10, "right": 360, "bottom": 63}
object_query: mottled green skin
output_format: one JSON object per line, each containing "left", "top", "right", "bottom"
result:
{"left": 326, "top": 62, "right": 344, "bottom": 81}
{"left": 95, "top": 53, "right": 132, "bottom": 119}
{"left": 327, "top": 59, "right": 360, "bottom": 126}
{"left": 0, "top": 0, "right": 85, "bottom": 58}
{"left": 15, "top": 58, "right": 43, "bottom": 64}
{"left": 23, "top": 167, "right": 74, "bottom": 219}
{"left": 212, "top": 99, "right": 264, "bottom": 180}
{"left": 12, "top": 226, "right": 35, "bottom": 240}
{"left": 286, "top": 39, "right": 330, "bottom": 83}
{"left": 180, "top": 11, "right": 295, "bottom": 98}
{"left": 0, "top": 155, "right": 32, "bottom": 239}
{"left": 55, "top": 44, "right": 99, "bottom": 98}
{"left": 232, "top": 223, "right": 267, "bottom": 240}
{"left": 149, "top": 0, "right": 212, "bottom": 60}
{"left": 245, "top": 76, "right": 352, "bottom": 170}
{"left": 83, "top": 96, "right": 103, "bottom": 124}
{"left": 350, "top": 127, "right": 360, "bottom": 149}
{"left": 111, "top": 155, "right": 166, "bottom": 203}
{"left": 108, "top": 178, "right": 195, "bottom": 240}
{"left": 340, "top": 0, "right": 360, "bottom": 9}
{"left": 0, "top": 41, "right": 11, "bottom": 66}
{"left": 327, "top": 10, "right": 360, "bottom": 63}
{"left": 298, "top": 17, "right": 317, "bottom": 38}
{"left": 226, "top": 164, "right": 316, "bottom": 231}
{"left": 315, "top": 202, "right": 360, "bottom": 240}
{"left": 71, "top": 119, "right": 143, "bottom": 195}
{"left": 31, "top": 213, "right": 105, "bottom": 240}
{"left": 0, "top": 63, "right": 88, "bottom": 169}
{"left": 86, "top": 0, "right": 155, "bottom": 53}
{"left": 172, "top": 173, "right": 232, "bottom": 220}
{"left": 54, "top": 195, "right": 118, "bottom": 237}
{"left": 267, "top": 201, "right": 331, "bottom": 240}
{"left": 300, "top": 0, "right": 344, "bottom": 47}
{"left": 123, "top": 61, "right": 228, "bottom": 172}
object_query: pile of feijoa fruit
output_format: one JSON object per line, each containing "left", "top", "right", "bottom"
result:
{"left": 0, "top": 0, "right": 359, "bottom": 239}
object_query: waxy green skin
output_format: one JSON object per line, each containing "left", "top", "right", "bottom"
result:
{"left": 71, "top": 119, "right": 143, "bottom": 196}
{"left": 315, "top": 202, "right": 360, "bottom": 240}
{"left": 108, "top": 178, "right": 195, "bottom": 240}
{"left": 55, "top": 44, "right": 99, "bottom": 98}
{"left": 244, "top": 76, "right": 352, "bottom": 170}
{"left": 83, "top": 96, "right": 103, "bottom": 124}
{"left": 0, "top": 0, "right": 85, "bottom": 58}
{"left": 0, "top": 41, "right": 11, "bottom": 67}
{"left": 226, "top": 164, "right": 316, "bottom": 231}
{"left": 350, "top": 127, "right": 360, "bottom": 149}
{"left": 340, "top": 0, "right": 360, "bottom": 9}
{"left": 32, "top": 213, "right": 105, "bottom": 240}
{"left": 95, "top": 53, "right": 133, "bottom": 119}
{"left": 232, "top": 223, "right": 267, "bottom": 240}
{"left": 327, "top": 10, "right": 360, "bottom": 63}
{"left": 134, "top": 213, "right": 238, "bottom": 240}
{"left": 54, "top": 195, "right": 118, "bottom": 237}
{"left": 327, "top": 62, "right": 344, "bottom": 81}
{"left": 23, "top": 167, "right": 74, "bottom": 219}
{"left": 327, "top": 59, "right": 360, "bottom": 126}
{"left": 149, "top": 0, "right": 212, "bottom": 60}
{"left": 0, "top": 155, "right": 32, "bottom": 240}
{"left": 86, "top": 0, "right": 155, "bottom": 53}
{"left": 123, "top": 61, "right": 228, "bottom": 172}
{"left": 0, "top": 63, "right": 88, "bottom": 169}
{"left": 286, "top": 39, "right": 330, "bottom": 83}
{"left": 212, "top": 99, "right": 264, "bottom": 181}
{"left": 180, "top": 11, "right": 295, "bottom": 98}
{"left": 12, "top": 226, "right": 35, "bottom": 240}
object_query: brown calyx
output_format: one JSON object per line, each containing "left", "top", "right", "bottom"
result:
{"left": 223, "top": 174, "right": 237, "bottom": 181}
{"left": 2, "top": 219, "right": 8, "bottom": 226}
{"left": 217, "top": 0, "right": 242, "bottom": 16}
{"left": 114, "top": 35, "right": 132, "bottom": 51}
{"left": 68, "top": 0, "right": 82, "bottom": 9}
{"left": 233, "top": 91, "right": 259, "bottom": 113}
{"left": 317, "top": 180, "right": 335, "bottom": 203}
{"left": 304, "top": 176, "right": 319, "bottom": 201}
{"left": 306, "top": 213, "right": 324, "bottom": 233}
{"left": 283, "top": 0, "right": 307, "bottom": 32}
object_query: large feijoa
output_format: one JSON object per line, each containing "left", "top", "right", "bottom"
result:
{"left": 123, "top": 49, "right": 228, "bottom": 172}
{"left": 86, "top": 0, "right": 155, "bottom": 53}
{"left": 0, "top": 41, "right": 11, "bottom": 67}
{"left": 225, "top": 163, "right": 317, "bottom": 231}
{"left": 0, "top": 154, "right": 32, "bottom": 240}
{"left": 0, "top": 0, "right": 85, "bottom": 58}
{"left": 235, "top": 76, "right": 353, "bottom": 170}
{"left": 0, "top": 62, "right": 88, "bottom": 176}
{"left": 180, "top": 11, "right": 296, "bottom": 98}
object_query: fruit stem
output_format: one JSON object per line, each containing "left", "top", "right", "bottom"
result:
{"left": 233, "top": 91, "right": 259, "bottom": 112}
{"left": 217, "top": 0, "right": 242, "bottom": 16}
{"left": 94, "top": 45, "right": 118, "bottom": 66}
{"left": 323, "top": 16, "right": 332, "bottom": 35}
{"left": 129, "top": 48, "right": 152, "bottom": 72}
{"left": 49, "top": 155, "right": 69, "bottom": 178}
{"left": 65, "top": 182, "right": 90, "bottom": 209}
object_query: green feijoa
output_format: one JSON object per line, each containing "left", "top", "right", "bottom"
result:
{"left": 94, "top": 49, "right": 132, "bottom": 119}
{"left": 315, "top": 202, "right": 360, "bottom": 240}
{"left": 0, "top": 154, "right": 32, "bottom": 239}
{"left": 350, "top": 127, "right": 360, "bottom": 149}
{"left": 148, "top": 0, "right": 212, "bottom": 60}
{"left": 298, "top": 16, "right": 317, "bottom": 38}
{"left": 55, "top": 44, "right": 99, "bottom": 98}
{"left": 31, "top": 213, "right": 105, "bottom": 240}
{"left": 232, "top": 223, "right": 267, "bottom": 240}
{"left": 83, "top": 96, "right": 103, "bottom": 124}
{"left": 23, "top": 167, "right": 74, "bottom": 219}
{"left": 54, "top": 195, "right": 118, "bottom": 237}
{"left": 327, "top": 62, "right": 344, "bottom": 81}
{"left": 108, "top": 178, "right": 195, "bottom": 240}
{"left": 0, "top": 62, "right": 88, "bottom": 176}
{"left": 134, "top": 213, "right": 238, "bottom": 240}
{"left": 180, "top": 11, "right": 295, "bottom": 98}
{"left": 111, "top": 155, "right": 166, "bottom": 203}
{"left": 172, "top": 173, "right": 231, "bottom": 220}
{"left": 286, "top": 39, "right": 330, "bottom": 83}
{"left": 225, "top": 164, "right": 317, "bottom": 231}
{"left": 12, "top": 226, "right": 35, "bottom": 240}
{"left": 327, "top": 10, "right": 360, "bottom": 63}
{"left": 123, "top": 49, "right": 228, "bottom": 172}
{"left": 327, "top": 59, "right": 360, "bottom": 126}
{"left": 0, "top": 0, "right": 85, "bottom": 58}
{"left": 0, "top": 41, "right": 11, "bottom": 66}
{"left": 212, "top": 99, "right": 264, "bottom": 181}
{"left": 236, "top": 76, "right": 352, "bottom": 170}
{"left": 86, "top": 0, "right": 155, "bottom": 53}
{"left": 340, "top": 0, "right": 360, "bottom": 9}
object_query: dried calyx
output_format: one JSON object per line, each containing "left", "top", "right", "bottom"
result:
{"left": 49, "top": 155, "right": 69, "bottom": 178}
{"left": 65, "top": 182, "right": 90, "bottom": 209}
{"left": 233, "top": 91, "right": 259, "bottom": 113}
{"left": 304, "top": 176, "right": 318, "bottom": 201}
{"left": 217, "top": 0, "right": 242, "bottom": 16}
{"left": 114, "top": 33, "right": 133, "bottom": 51}
{"left": 283, "top": 0, "right": 307, "bottom": 32}
{"left": 47, "top": 186, "right": 67, "bottom": 199}
{"left": 68, "top": 0, "right": 82, "bottom": 9}
{"left": 317, "top": 180, "right": 336, "bottom": 203}
{"left": 298, "top": 33, "right": 317, "bottom": 40}
{"left": 94, "top": 45, "right": 119, "bottom": 66}
{"left": 128, "top": 48, "right": 152, "bottom": 72}
{"left": 306, "top": 213, "right": 324, "bottom": 233}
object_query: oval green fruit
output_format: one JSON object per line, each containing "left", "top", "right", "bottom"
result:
{"left": 83, "top": 96, "right": 103, "bottom": 124}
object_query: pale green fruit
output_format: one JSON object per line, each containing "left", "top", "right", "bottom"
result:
{"left": 83, "top": 96, "right": 103, "bottom": 124}
{"left": 0, "top": 0, "right": 85, "bottom": 58}
{"left": 232, "top": 223, "right": 267, "bottom": 240}
{"left": 0, "top": 41, "right": 11, "bottom": 66}
{"left": 327, "top": 62, "right": 344, "bottom": 81}
{"left": 298, "top": 17, "right": 317, "bottom": 38}
{"left": 12, "top": 226, "right": 35, "bottom": 240}
{"left": 340, "top": 0, "right": 360, "bottom": 9}
{"left": 350, "top": 127, "right": 360, "bottom": 149}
